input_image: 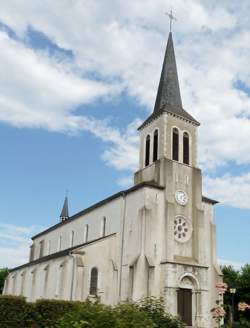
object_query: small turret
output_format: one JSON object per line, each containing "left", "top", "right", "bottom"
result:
{"left": 60, "top": 196, "right": 69, "bottom": 222}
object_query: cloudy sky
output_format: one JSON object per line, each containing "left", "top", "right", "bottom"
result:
{"left": 0, "top": 0, "right": 249, "bottom": 269}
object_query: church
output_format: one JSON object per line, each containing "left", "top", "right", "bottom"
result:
{"left": 3, "top": 31, "right": 222, "bottom": 327}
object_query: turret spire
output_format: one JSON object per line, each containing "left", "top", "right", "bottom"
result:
{"left": 60, "top": 196, "right": 69, "bottom": 222}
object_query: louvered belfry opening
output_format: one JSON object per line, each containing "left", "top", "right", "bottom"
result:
{"left": 153, "top": 130, "right": 158, "bottom": 162}
{"left": 177, "top": 288, "right": 192, "bottom": 326}
{"left": 145, "top": 135, "right": 150, "bottom": 166}
{"left": 172, "top": 128, "right": 179, "bottom": 161}
{"left": 183, "top": 132, "right": 190, "bottom": 165}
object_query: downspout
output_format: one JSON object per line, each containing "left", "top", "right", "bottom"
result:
{"left": 118, "top": 192, "right": 126, "bottom": 301}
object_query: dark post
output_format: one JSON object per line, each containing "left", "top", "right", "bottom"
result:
{"left": 230, "top": 287, "right": 236, "bottom": 327}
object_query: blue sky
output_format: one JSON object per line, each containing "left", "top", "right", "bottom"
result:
{"left": 0, "top": 0, "right": 249, "bottom": 268}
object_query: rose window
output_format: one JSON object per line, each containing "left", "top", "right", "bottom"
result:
{"left": 174, "top": 216, "right": 192, "bottom": 242}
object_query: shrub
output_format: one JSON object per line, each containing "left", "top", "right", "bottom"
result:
{"left": 114, "top": 302, "right": 155, "bottom": 328}
{"left": 35, "top": 299, "right": 77, "bottom": 327}
{"left": 54, "top": 300, "right": 118, "bottom": 328}
{"left": 0, "top": 295, "right": 36, "bottom": 328}
{"left": 137, "top": 297, "right": 184, "bottom": 328}
{"left": 0, "top": 295, "right": 184, "bottom": 328}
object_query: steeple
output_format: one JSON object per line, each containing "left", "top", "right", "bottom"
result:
{"left": 154, "top": 32, "right": 182, "bottom": 113}
{"left": 138, "top": 32, "right": 199, "bottom": 130}
{"left": 60, "top": 196, "right": 69, "bottom": 222}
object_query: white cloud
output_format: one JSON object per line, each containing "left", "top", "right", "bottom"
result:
{"left": 0, "top": 30, "right": 118, "bottom": 132}
{"left": 0, "top": 223, "right": 43, "bottom": 268}
{"left": 204, "top": 173, "right": 250, "bottom": 209}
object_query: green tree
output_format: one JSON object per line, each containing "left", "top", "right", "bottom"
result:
{"left": 222, "top": 264, "right": 250, "bottom": 325}
{"left": 0, "top": 268, "right": 9, "bottom": 294}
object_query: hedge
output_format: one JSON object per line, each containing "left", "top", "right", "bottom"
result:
{"left": 0, "top": 295, "right": 36, "bottom": 328}
{"left": 0, "top": 295, "right": 184, "bottom": 328}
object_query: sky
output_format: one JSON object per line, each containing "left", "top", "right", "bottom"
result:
{"left": 0, "top": 0, "right": 249, "bottom": 269}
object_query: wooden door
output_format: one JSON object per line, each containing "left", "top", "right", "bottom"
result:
{"left": 177, "top": 288, "right": 192, "bottom": 326}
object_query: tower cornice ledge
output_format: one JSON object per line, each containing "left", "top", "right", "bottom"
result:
{"left": 138, "top": 106, "right": 200, "bottom": 131}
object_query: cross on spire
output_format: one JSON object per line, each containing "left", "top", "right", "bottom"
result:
{"left": 166, "top": 9, "right": 177, "bottom": 32}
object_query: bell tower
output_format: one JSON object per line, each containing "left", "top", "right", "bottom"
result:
{"left": 134, "top": 32, "right": 200, "bottom": 186}
{"left": 133, "top": 32, "right": 221, "bottom": 327}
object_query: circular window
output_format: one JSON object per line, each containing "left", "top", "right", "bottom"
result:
{"left": 174, "top": 216, "right": 192, "bottom": 243}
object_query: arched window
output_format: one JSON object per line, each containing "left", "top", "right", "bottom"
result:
{"left": 172, "top": 128, "right": 179, "bottom": 161}
{"left": 84, "top": 224, "right": 89, "bottom": 243}
{"left": 145, "top": 135, "right": 150, "bottom": 167}
{"left": 153, "top": 130, "right": 158, "bottom": 162}
{"left": 101, "top": 217, "right": 106, "bottom": 237}
{"left": 183, "top": 132, "right": 190, "bottom": 165}
{"left": 90, "top": 267, "right": 98, "bottom": 295}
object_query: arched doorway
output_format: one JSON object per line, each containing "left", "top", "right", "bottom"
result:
{"left": 177, "top": 274, "right": 199, "bottom": 327}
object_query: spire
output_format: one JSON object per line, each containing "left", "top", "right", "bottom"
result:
{"left": 60, "top": 196, "right": 69, "bottom": 222}
{"left": 138, "top": 32, "right": 199, "bottom": 130}
{"left": 154, "top": 32, "right": 182, "bottom": 112}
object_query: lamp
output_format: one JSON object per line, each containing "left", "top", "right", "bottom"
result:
{"left": 229, "top": 287, "right": 237, "bottom": 327}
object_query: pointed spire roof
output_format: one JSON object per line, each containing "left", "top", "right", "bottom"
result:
{"left": 154, "top": 32, "right": 182, "bottom": 112}
{"left": 138, "top": 32, "right": 199, "bottom": 130}
{"left": 60, "top": 196, "right": 69, "bottom": 222}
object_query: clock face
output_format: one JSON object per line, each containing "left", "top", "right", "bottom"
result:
{"left": 175, "top": 190, "right": 188, "bottom": 206}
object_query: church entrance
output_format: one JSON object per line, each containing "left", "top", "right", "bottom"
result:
{"left": 177, "top": 288, "right": 192, "bottom": 326}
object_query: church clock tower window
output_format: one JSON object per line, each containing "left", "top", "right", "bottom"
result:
{"left": 153, "top": 129, "right": 159, "bottom": 162}
{"left": 145, "top": 135, "right": 151, "bottom": 166}
{"left": 172, "top": 128, "right": 179, "bottom": 161}
{"left": 183, "top": 132, "right": 190, "bottom": 165}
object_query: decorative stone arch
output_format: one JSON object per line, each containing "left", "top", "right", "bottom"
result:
{"left": 20, "top": 270, "right": 27, "bottom": 296}
{"left": 42, "top": 264, "right": 50, "bottom": 299}
{"left": 30, "top": 268, "right": 37, "bottom": 301}
{"left": 11, "top": 273, "right": 17, "bottom": 294}
{"left": 55, "top": 259, "right": 68, "bottom": 298}
{"left": 3, "top": 275, "right": 9, "bottom": 294}
{"left": 179, "top": 272, "right": 200, "bottom": 290}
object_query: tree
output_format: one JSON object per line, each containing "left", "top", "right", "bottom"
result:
{"left": 222, "top": 264, "right": 250, "bottom": 325}
{"left": 0, "top": 269, "right": 9, "bottom": 294}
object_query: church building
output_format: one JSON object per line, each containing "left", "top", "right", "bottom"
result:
{"left": 3, "top": 31, "right": 222, "bottom": 327}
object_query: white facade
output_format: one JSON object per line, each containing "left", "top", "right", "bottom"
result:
{"left": 4, "top": 31, "right": 222, "bottom": 328}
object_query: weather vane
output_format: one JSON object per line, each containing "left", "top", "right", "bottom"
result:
{"left": 165, "top": 9, "right": 177, "bottom": 32}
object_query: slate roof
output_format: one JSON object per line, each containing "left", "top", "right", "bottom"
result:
{"left": 139, "top": 32, "right": 199, "bottom": 130}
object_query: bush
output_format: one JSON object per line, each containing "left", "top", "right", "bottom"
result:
{"left": 114, "top": 302, "right": 155, "bottom": 328}
{"left": 0, "top": 295, "right": 36, "bottom": 328}
{"left": 54, "top": 300, "right": 118, "bottom": 328}
{"left": 0, "top": 295, "right": 184, "bottom": 328}
{"left": 35, "top": 299, "right": 77, "bottom": 327}
{"left": 137, "top": 297, "right": 184, "bottom": 328}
